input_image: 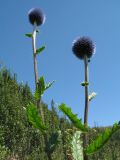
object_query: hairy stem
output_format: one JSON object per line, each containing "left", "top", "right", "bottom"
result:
{"left": 83, "top": 55, "right": 89, "bottom": 160}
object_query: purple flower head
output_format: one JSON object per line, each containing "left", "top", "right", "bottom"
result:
{"left": 28, "top": 8, "right": 45, "bottom": 26}
{"left": 72, "top": 37, "right": 95, "bottom": 60}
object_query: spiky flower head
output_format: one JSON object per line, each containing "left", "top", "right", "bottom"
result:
{"left": 28, "top": 8, "right": 45, "bottom": 26}
{"left": 72, "top": 37, "right": 95, "bottom": 60}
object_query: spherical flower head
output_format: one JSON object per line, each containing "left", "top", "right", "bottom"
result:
{"left": 72, "top": 37, "right": 95, "bottom": 60}
{"left": 28, "top": 8, "right": 45, "bottom": 26}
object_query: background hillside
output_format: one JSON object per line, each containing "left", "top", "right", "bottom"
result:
{"left": 0, "top": 68, "right": 120, "bottom": 160}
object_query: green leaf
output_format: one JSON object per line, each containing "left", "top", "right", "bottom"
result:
{"left": 59, "top": 103, "right": 88, "bottom": 132}
{"left": 35, "top": 76, "right": 45, "bottom": 100}
{"left": 85, "top": 122, "right": 120, "bottom": 155}
{"left": 71, "top": 131, "right": 83, "bottom": 160}
{"left": 27, "top": 102, "right": 47, "bottom": 132}
{"left": 25, "top": 33, "right": 33, "bottom": 38}
{"left": 34, "top": 77, "right": 55, "bottom": 100}
{"left": 45, "top": 81, "right": 55, "bottom": 91}
{"left": 81, "top": 81, "right": 89, "bottom": 87}
{"left": 88, "top": 92, "right": 97, "bottom": 101}
{"left": 36, "top": 46, "right": 45, "bottom": 55}
{"left": 48, "top": 130, "right": 61, "bottom": 153}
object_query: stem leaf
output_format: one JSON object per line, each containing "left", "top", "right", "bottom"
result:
{"left": 35, "top": 76, "right": 45, "bottom": 100}
{"left": 45, "top": 81, "right": 55, "bottom": 90}
{"left": 85, "top": 122, "right": 120, "bottom": 155}
{"left": 27, "top": 102, "right": 47, "bottom": 132}
{"left": 59, "top": 103, "right": 88, "bottom": 132}
{"left": 25, "top": 33, "right": 33, "bottom": 38}
{"left": 34, "top": 76, "right": 54, "bottom": 100}
{"left": 36, "top": 46, "right": 45, "bottom": 55}
{"left": 88, "top": 92, "right": 97, "bottom": 101}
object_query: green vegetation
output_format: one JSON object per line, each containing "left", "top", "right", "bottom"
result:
{"left": 0, "top": 68, "right": 120, "bottom": 160}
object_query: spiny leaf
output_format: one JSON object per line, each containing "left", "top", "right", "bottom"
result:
{"left": 25, "top": 33, "right": 33, "bottom": 38}
{"left": 88, "top": 92, "right": 97, "bottom": 101}
{"left": 81, "top": 81, "right": 89, "bottom": 87}
{"left": 35, "top": 76, "right": 45, "bottom": 100}
{"left": 36, "top": 46, "right": 45, "bottom": 55}
{"left": 45, "top": 81, "right": 55, "bottom": 91}
{"left": 85, "top": 122, "right": 120, "bottom": 155}
{"left": 34, "top": 77, "right": 54, "bottom": 100}
{"left": 59, "top": 103, "right": 88, "bottom": 132}
{"left": 27, "top": 102, "right": 47, "bottom": 132}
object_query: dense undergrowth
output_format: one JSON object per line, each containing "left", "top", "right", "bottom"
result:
{"left": 0, "top": 68, "right": 120, "bottom": 160}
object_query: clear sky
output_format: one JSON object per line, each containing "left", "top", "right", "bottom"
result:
{"left": 0, "top": 0, "right": 120, "bottom": 127}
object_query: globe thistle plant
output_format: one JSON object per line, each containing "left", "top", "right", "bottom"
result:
{"left": 72, "top": 36, "right": 95, "bottom": 160}
{"left": 26, "top": 8, "right": 54, "bottom": 160}
{"left": 28, "top": 8, "right": 45, "bottom": 26}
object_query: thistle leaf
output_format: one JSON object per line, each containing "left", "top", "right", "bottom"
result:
{"left": 35, "top": 76, "right": 45, "bottom": 100}
{"left": 27, "top": 102, "right": 47, "bottom": 132}
{"left": 85, "top": 122, "right": 120, "bottom": 155}
{"left": 81, "top": 81, "right": 89, "bottom": 87}
{"left": 88, "top": 92, "right": 97, "bottom": 101}
{"left": 48, "top": 130, "right": 61, "bottom": 153}
{"left": 71, "top": 131, "right": 83, "bottom": 160}
{"left": 59, "top": 103, "right": 88, "bottom": 132}
{"left": 34, "top": 77, "right": 54, "bottom": 100}
{"left": 45, "top": 81, "right": 55, "bottom": 91}
{"left": 25, "top": 33, "right": 33, "bottom": 38}
{"left": 36, "top": 46, "right": 45, "bottom": 55}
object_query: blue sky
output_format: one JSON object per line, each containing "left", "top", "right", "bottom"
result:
{"left": 0, "top": 1, "right": 120, "bottom": 127}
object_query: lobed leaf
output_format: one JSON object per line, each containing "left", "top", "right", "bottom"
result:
{"left": 71, "top": 131, "right": 83, "bottom": 160}
{"left": 35, "top": 76, "right": 45, "bottom": 100}
{"left": 34, "top": 77, "right": 54, "bottom": 100}
{"left": 59, "top": 103, "right": 88, "bottom": 132}
{"left": 45, "top": 81, "right": 55, "bottom": 91}
{"left": 27, "top": 102, "right": 47, "bottom": 132}
{"left": 85, "top": 122, "right": 120, "bottom": 155}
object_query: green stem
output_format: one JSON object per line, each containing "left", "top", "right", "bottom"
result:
{"left": 83, "top": 55, "right": 89, "bottom": 160}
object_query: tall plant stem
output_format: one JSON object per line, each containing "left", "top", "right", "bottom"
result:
{"left": 32, "top": 25, "right": 44, "bottom": 117}
{"left": 32, "top": 25, "right": 38, "bottom": 90}
{"left": 83, "top": 55, "right": 89, "bottom": 160}
{"left": 32, "top": 25, "right": 52, "bottom": 160}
